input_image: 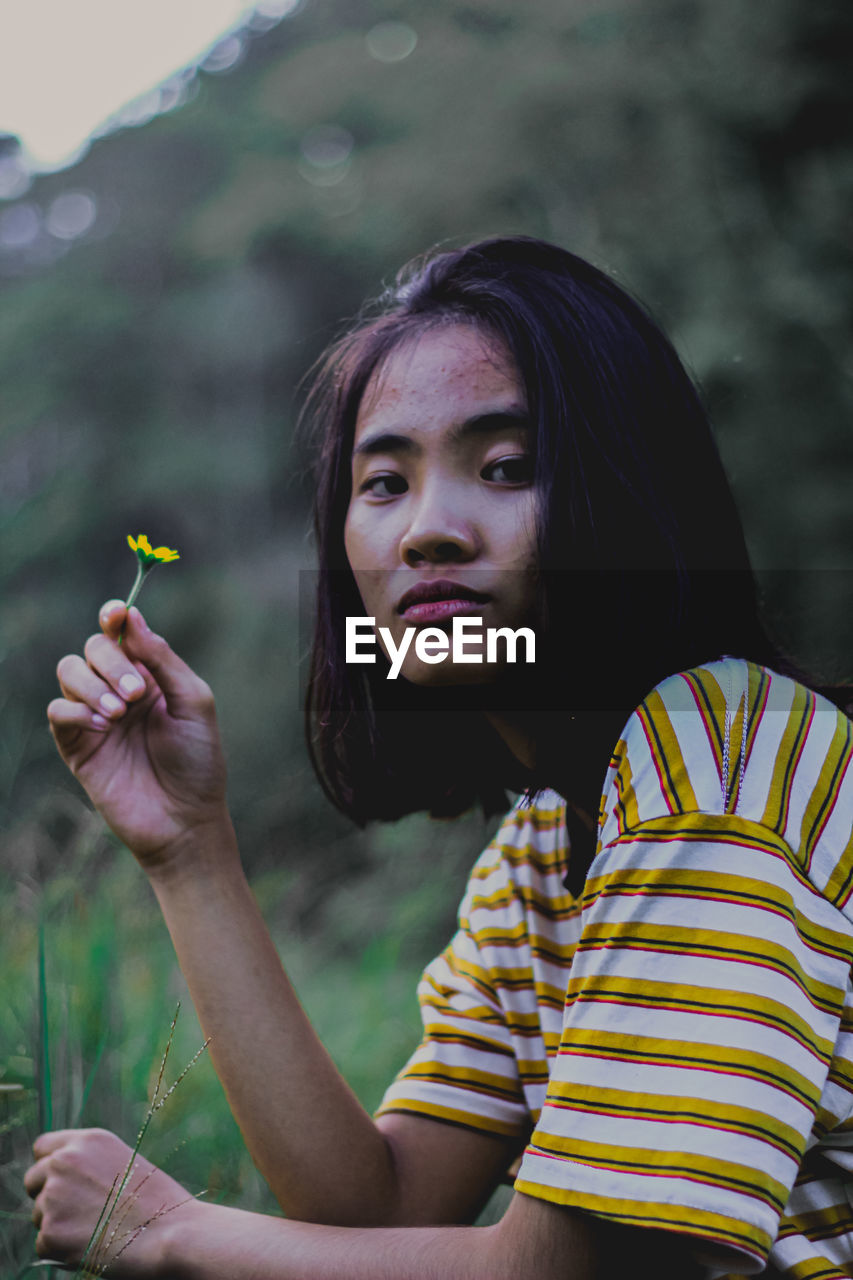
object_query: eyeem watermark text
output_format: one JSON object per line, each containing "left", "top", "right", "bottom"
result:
{"left": 346, "top": 616, "right": 536, "bottom": 680}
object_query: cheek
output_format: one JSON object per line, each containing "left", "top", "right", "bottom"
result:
{"left": 344, "top": 504, "right": 382, "bottom": 567}
{"left": 499, "top": 493, "right": 538, "bottom": 566}
{"left": 344, "top": 515, "right": 384, "bottom": 616}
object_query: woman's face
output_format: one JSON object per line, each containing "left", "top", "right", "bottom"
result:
{"left": 344, "top": 324, "right": 538, "bottom": 685}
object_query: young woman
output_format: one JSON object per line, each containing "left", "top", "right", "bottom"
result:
{"left": 28, "top": 237, "right": 853, "bottom": 1278}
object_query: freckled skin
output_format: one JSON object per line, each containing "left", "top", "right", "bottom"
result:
{"left": 344, "top": 326, "right": 538, "bottom": 686}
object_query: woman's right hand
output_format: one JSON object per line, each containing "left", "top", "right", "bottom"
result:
{"left": 48, "top": 601, "right": 231, "bottom": 872}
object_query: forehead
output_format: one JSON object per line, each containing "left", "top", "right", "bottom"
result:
{"left": 354, "top": 324, "right": 523, "bottom": 434}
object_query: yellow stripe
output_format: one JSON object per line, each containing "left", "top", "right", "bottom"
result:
{"left": 455, "top": 920, "right": 575, "bottom": 958}
{"left": 686, "top": 665, "right": 729, "bottom": 779}
{"left": 768, "top": 1246, "right": 853, "bottom": 1280}
{"left": 824, "top": 819, "right": 853, "bottom": 908}
{"left": 575, "top": 919, "right": 845, "bottom": 1015}
{"left": 504, "top": 803, "right": 565, "bottom": 832}
{"left": 561, "top": 973, "right": 836, "bottom": 1062}
{"left": 467, "top": 884, "right": 583, "bottom": 922}
{"left": 761, "top": 681, "right": 812, "bottom": 832}
{"left": 643, "top": 688, "right": 700, "bottom": 813}
{"left": 375, "top": 1099, "right": 523, "bottom": 1138}
{"left": 393, "top": 1063, "right": 523, "bottom": 1104}
{"left": 419, "top": 973, "right": 501, "bottom": 1017}
{"left": 780, "top": 1198, "right": 853, "bottom": 1243}
{"left": 493, "top": 843, "right": 566, "bottom": 872}
{"left": 582, "top": 862, "right": 853, "bottom": 959}
{"left": 513, "top": 1179, "right": 771, "bottom": 1258}
{"left": 589, "top": 811, "right": 811, "bottom": 886}
{"left": 538, "top": 1080, "right": 805, "bottom": 1158}
{"left": 484, "top": 964, "right": 536, "bottom": 986}
{"left": 552, "top": 1027, "right": 826, "bottom": 1108}
{"left": 418, "top": 1022, "right": 516, "bottom": 1057}
{"left": 800, "top": 715, "right": 853, "bottom": 868}
{"left": 610, "top": 739, "right": 641, "bottom": 832}
{"left": 526, "top": 1132, "right": 790, "bottom": 1210}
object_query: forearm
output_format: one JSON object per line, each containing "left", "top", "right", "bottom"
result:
{"left": 146, "top": 820, "right": 399, "bottom": 1225}
{"left": 162, "top": 1206, "right": 502, "bottom": 1280}
{"left": 157, "top": 1194, "right": 597, "bottom": 1280}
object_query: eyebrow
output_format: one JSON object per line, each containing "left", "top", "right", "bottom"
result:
{"left": 351, "top": 409, "right": 530, "bottom": 459}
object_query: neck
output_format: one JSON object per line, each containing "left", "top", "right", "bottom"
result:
{"left": 484, "top": 708, "right": 596, "bottom": 830}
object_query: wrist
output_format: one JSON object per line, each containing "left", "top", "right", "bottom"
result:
{"left": 156, "top": 1200, "right": 275, "bottom": 1280}
{"left": 144, "top": 810, "right": 241, "bottom": 889}
{"left": 150, "top": 1194, "right": 213, "bottom": 1279}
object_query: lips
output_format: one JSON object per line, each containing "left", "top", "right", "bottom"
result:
{"left": 397, "top": 579, "right": 492, "bottom": 619}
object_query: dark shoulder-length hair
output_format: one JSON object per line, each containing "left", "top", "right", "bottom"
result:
{"left": 303, "top": 235, "right": 809, "bottom": 825}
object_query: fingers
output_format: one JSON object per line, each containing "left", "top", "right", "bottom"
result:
{"left": 118, "top": 606, "right": 215, "bottom": 720}
{"left": 47, "top": 695, "right": 110, "bottom": 737}
{"left": 33, "top": 1129, "right": 77, "bottom": 1158}
{"left": 81, "top": 634, "right": 148, "bottom": 705}
{"left": 51, "top": 601, "right": 214, "bottom": 737}
{"left": 56, "top": 652, "right": 142, "bottom": 723}
{"left": 24, "top": 1129, "right": 79, "bottom": 1199}
{"left": 24, "top": 1156, "right": 50, "bottom": 1198}
{"left": 99, "top": 598, "right": 128, "bottom": 641}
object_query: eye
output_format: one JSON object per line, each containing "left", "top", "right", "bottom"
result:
{"left": 359, "top": 472, "right": 408, "bottom": 498}
{"left": 481, "top": 454, "right": 533, "bottom": 485}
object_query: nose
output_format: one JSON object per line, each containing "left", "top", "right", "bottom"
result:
{"left": 399, "top": 483, "right": 479, "bottom": 566}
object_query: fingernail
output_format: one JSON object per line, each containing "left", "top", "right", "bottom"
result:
{"left": 100, "top": 599, "right": 126, "bottom": 621}
{"left": 120, "top": 674, "right": 144, "bottom": 695}
{"left": 92, "top": 714, "right": 109, "bottom": 730}
{"left": 100, "top": 693, "right": 124, "bottom": 715}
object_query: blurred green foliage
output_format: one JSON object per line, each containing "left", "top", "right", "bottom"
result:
{"left": 1, "top": 0, "right": 852, "bottom": 1263}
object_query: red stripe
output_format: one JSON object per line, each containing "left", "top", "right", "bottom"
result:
{"left": 637, "top": 702, "right": 677, "bottom": 815}
{"left": 566, "top": 993, "right": 829, "bottom": 1065}
{"left": 602, "top": 826, "right": 833, "bottom": 910}
{"left": 613, "top": 768, "right": 628, "bottom": 837}
{"left": 544, "top": 1096, "right": 799, "bottom": 1161}
{"left": 573, "top": 939, "right": 838, "bottom": 1015}
{"left": 553, "top": 1044, "right": 816, "bottom": 1109}
{"left": 679, "top": 670, "right": 724, "bottom": 785}
{"left": 525, "top": 1144, "right": 781, "bottom": 1211}
{"left": 591, "top": 884, "right": 850, "bottom": 962}
{"left": 806, "top": 737, "right": 853, "bottom": 870}
{"left": 780, "top": 696, "right": 816, "bottom": 831}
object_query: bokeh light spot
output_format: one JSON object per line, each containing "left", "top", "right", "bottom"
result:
{"left": 202, "top": 34, "right": 244, "bottom": 74}
{"left": 365, "top": 21, "right": 417, "bottom": 63}
{"left": 0, "top": 203, "right": 40, "bottom": 249}
{"left": 0, "top": 159, "right": 30, "bottom": 201}
{"left": 300, "top": 125, "right": 354, "bottom": 169}
{"left": 46, "top": 191, "right": 97, "bottom": 240}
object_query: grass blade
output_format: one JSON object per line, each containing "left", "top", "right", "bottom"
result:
{"left": 36, "top": 908, "right": 55, "bottom": 1280}
{"left": 71, "top": 1027, "right": 109, "bottom": 1130}
{"left": 36, "top": 912, "right": 52, "bottom": 1135}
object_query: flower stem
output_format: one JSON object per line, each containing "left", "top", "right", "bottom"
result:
{"left": 118, "top": 563, "right": 148, "bottom": 647}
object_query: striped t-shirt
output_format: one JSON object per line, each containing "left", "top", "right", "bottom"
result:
{"left": 375, "top": 658, "right": 853, "bottom": 1277}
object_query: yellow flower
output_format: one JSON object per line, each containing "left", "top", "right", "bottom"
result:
{"left": 118, "top": 534, "right": 181, "bottom": 644}
{"left": 127, "top": 533, "right": 180, "bottom": 566}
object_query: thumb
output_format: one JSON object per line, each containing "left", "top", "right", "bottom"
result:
{"left": 111, "top": 605, "right": 214, "bottom": 718}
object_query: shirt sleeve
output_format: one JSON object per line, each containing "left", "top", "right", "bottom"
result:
{"left": 514, "top": 810, "right": 853, "bottom": 1274}
{"left": 374, "top": 907, "right": 530, "bottom": 1139}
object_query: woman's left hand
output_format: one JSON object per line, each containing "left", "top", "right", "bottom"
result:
{"left": 24, "top": 1127, "right": 199, "bottom": 1275}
